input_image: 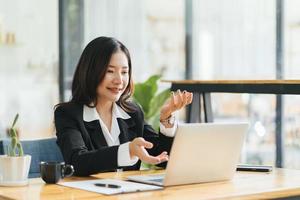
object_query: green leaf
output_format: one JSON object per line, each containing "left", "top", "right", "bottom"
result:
{"left": 17, "top": 142, "right": 24, "bottom": 156}
{"left": 140, "top": 161, "right": 161, "bottom": 170}
{"left": 7, "top": 113, "right": 24, "bottom": 157}
{"left": 147, "top": 113, "right": 161, "bottom": 131}
{"left": 146, "top": 89, "right": 170, "bottom": 119}
{"left": 133, "top": 75, "right": 161, "bottom": 113}
{"left": 10, "top": 128, "right": 17, "bottom": 138}
{"left": 144, "top": 75, "right": 161, "bottom": 95}
{"left": 11, "top": 113, "right": 19, "bottom": 129}
{"left": 8, "top": 145, "right": 15, "bottom": 157}
{"left": 11, "top": 137, "right": 17, "bottom": 149}
{"left": 133, "top": 83, "right": 152, "bottom": 113}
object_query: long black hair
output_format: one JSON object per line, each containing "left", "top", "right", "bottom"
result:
{"left": 64, "top": 36, "right": 134, "bottom": 111}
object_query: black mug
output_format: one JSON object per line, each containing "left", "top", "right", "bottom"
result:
{"left": 39, "top": 161, "right": 74, "bottom": 184}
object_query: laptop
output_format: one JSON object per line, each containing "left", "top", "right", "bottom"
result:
{"left": 127, "top": 122, "right": 248, "bottom": 186}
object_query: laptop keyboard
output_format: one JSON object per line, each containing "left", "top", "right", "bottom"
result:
{"left": 149, "top": 178, "right": 164, "bottom": 183}
{"left": 148, "top": 174, "right": 165, "bottom": 183}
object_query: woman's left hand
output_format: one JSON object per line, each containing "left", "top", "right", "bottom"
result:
{"left": 160, "top": 90, "right": 193, "bottom": 122}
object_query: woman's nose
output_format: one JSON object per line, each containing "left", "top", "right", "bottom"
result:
{"left": 113, "top": 72, "right": 122, "bottom": 83}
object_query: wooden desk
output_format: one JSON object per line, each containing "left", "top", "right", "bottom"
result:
{"left": 1, "top": 169, "right": 300, "bottom": 200}
{"left": 163, "top": 79, "right": 300, "bottom": 167}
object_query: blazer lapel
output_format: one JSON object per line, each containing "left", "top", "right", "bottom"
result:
{"left": 84, "top": 117, "right": 136, "bottom": 147}
{"left": 84, "top": 120, "right": 108, "bottom": 147}
{"left": 118, "top": 118, "right": 136, "bottom": 144}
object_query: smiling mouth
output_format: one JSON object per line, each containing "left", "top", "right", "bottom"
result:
{"left": 107, "top": 87, "right": 123, "bottom": 93}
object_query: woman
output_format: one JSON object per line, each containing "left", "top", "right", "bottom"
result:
{"left": 54, "top": 36, "right": 193, "bottom": 176}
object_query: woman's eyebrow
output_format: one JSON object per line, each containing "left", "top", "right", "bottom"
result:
{"left": 108, "top": 65, "right": 129, "bottom": 69}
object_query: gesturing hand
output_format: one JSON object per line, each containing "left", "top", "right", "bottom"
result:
{"left": 129, "top": 137, "right": 168, "bottom": 165}
{"left": 160, "top": 90, "right": 193, "bottom": 121}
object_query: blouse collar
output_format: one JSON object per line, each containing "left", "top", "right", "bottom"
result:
{"left": 83, "top": 103, "right": 131, "bottom": 122}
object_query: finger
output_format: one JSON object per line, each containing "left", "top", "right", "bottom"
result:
{"left": 142, "top": 155, "right": 161, "bottom": 164}
{"left": 164, "top": 92, "right": 175, "bottom": 110}
{"left": 140, "top": 151, "right": 169, "bottom": 164}
{"left": 170, "top": 91, "right": 176, "bottom": 107}
{"left": 157, "top": 151, "right": 168, "bottom": 156}
{"left": 167, "top": 91, "right": 178, "bottom": 112}
{"left": 186, "top": 92, "right": 193, "bottom": 104}
{"left": 173, "top": 90, "right": 182, "bottom": 109}
{"left": 135, "top": 147, "right": 159, "bottom": 164}
{"left": 158, "top": 155, "right": 168, "bottom": 163}
{"left": 185, "top": 92, "right": 191, "bottom": 106}
{"left": 181, "top": 91, "right": 188, "bottom": 106}
{"left": 177, "top": 90, "right": 184, "bottom": 108}
{"left": 156, "top": 152, "right": 169, "bottom": 162}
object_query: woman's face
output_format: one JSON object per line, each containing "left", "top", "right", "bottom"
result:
{"left": 96, "top": 50, "right": 130, "bottom": 104}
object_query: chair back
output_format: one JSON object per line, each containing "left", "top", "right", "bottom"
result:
{"left": 0, "top": 138, "right": 64, "bottom": 178}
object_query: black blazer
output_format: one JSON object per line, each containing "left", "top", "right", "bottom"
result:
{"left": 54, "top": 102, "right": 174, "bottom": 176}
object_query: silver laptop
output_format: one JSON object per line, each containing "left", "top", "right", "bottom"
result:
{"left": 127, "top": 122, "right": 248, "bottom": 186}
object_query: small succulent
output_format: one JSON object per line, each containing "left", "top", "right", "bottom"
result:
{"left": 7, "top": 114, "right": 24, "bottom": 156}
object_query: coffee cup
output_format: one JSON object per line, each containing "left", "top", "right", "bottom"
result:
{"left": 39, "top": 161, "right": 74, "bottom": 184}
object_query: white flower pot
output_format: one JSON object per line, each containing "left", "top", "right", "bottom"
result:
{"left": 0, "top": 155, "right": 31, "bottom": 186}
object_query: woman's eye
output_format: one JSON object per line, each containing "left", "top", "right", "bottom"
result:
{"left": 122, "top": 71, "right": 128, "bottom": 75}
{"left": 107, "top": 70, "right": 114, "bottom": 73}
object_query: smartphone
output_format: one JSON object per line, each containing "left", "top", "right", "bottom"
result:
{"left": 236, "top": 164, "right": 273, "bottom": 172}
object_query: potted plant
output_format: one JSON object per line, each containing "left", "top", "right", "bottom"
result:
{"left": 133, "top": 75, "right": 170, "bottom": 169}
{"left": 0, "top": 114, "right": 31, "bottom": 186}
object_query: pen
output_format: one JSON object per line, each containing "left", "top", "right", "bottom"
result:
{"left": 94, "top": 183, "right": 121, "bottom": 189}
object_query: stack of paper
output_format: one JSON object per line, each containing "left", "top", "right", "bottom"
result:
{"left": 58, "top": 179, "right": 163, "bottom": 195}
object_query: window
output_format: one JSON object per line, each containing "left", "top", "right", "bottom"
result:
{"left": 0, "top": 0, "right": 59, "bottom": 139}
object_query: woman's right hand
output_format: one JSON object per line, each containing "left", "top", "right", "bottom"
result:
{"left": 129, "top": 137, "right": 169, "bottom": 165}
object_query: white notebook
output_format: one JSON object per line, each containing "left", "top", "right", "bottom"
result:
{"left": 58, "top": 179, "right": 162, "bottom": 195}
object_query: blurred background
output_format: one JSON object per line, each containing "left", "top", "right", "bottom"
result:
{"left": 0, "top": 0, "right": 300, "bottom": 169}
